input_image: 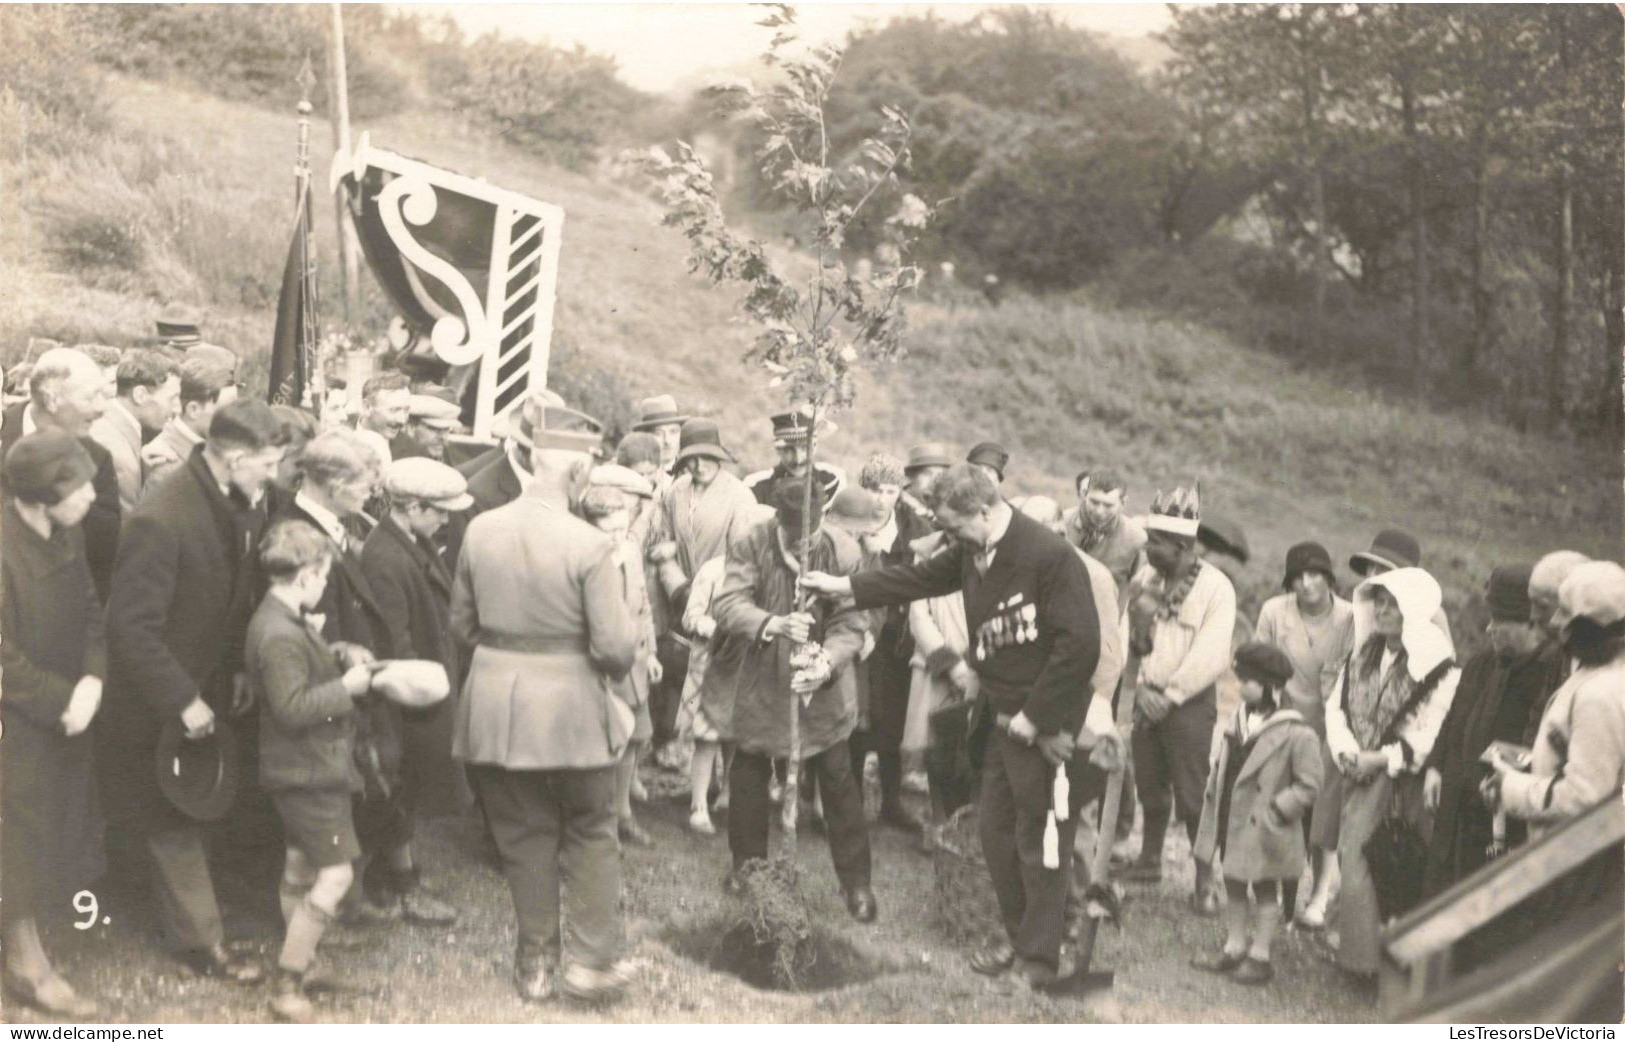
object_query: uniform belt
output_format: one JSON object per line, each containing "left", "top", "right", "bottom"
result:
{"left": 479, "top": 631, "right": 591, "bottom": 655}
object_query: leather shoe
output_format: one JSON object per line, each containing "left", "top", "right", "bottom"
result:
{"left": 179, "top": 943, "right": 264, "bottom": 984}
{"left": 618, "top": 819, "right": 654, "bottom": 847}
{"left": 844, "top": 886, "right": 878, "bottom": 923}
{"left": 560, "top": 960, "right": 633, "bottom": 1004}
{"left": 268, "top": 968, "right": 315, "bottom": 1022}
{"left": 514, "top": 942, "right": 557, "bottom": 1003}
{"left": 1191, "top": 949, "right": 1246, "bottom": 973}
{"left": 4, "top": 969, "right": 101, "bottom": 1018}
{"left": 879, "top": 801, "right": 925, "bottom": 834}
{"left": 1231, "top": 956, "right": 1274, "bottom": 986}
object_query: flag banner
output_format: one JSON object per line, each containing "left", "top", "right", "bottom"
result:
{"left": 269, "top": 182, "right": 314, "bottom": 409}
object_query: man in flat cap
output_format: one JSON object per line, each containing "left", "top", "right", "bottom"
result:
{"left": 359, "top": 457, "right": 474, "bottom": 926}
{"left": 744, "top": 406, "right": 845, "bottom": 507}
{"left": 2, "top": 347, "right": 122, "bottom": 601}
{"left": 452, "top": 394, "right": 637, "bottom": 1004}
{"left": 1422, "top": 564, "right": 1559, "bottom": 899}
{"left": 393, "top": 393, "right": 461, "bottom": 463}
{"left": 103, "top": 398, "right": 287, "bottom": 984}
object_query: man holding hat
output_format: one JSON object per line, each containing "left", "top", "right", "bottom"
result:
{"left": 1253, "top": 541, "right": 1354, "bottom": 925}
{"left": 394, "top": 393, "right": 462, "bottom": 463}
{"left": 2, "top": 346, "right": 123, "bottom": 601}
{"left": 451, "top": 393, "right": 639, "bottom": 1004}
{"left": 629, "top": 394, "right": 688, "bottom": 473}
{"left": 744, "top": 405, "right": 845, "bottom": 507}
{"left": 359, "top": 457, "right": 476, "bottom": 926}
{"left": 1422, "top": 563, "right": 1560, "bottom": 897}
{"left": 103, "top": 398, "right": 288, "bottom": 984}
{"left": 965, "top": 441, "right": 1008, "bottom": 488}
{"left": 901, "top": 442, "right": 953, "bottom": 523}
{"left": 1119, "top": 485, "right": 1236, "bottom": 917}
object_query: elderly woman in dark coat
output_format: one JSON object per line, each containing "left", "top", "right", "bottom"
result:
{"left": 1, "top": 432, "right": 107, "bottom": 1017}
{"left": 710, "top": 477, "right": 876, "bottom": 921}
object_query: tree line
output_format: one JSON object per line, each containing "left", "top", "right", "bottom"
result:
{"left": 725, "top": 5, "right": 1622, "bottom": 435}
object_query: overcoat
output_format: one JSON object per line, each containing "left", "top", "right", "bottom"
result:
{"left": 1, "top": 500, "right": 107, "bottom": 914}
{"left": 1194, "top": 708, "right": 1323, "bottom": 882}
{"left": 2, "top": 402, "right": 121, "bottom": 600}
{"left": 103, "top": 447, "right": 265, "bottom": 827}
{"left": 360, "top": 513, "right": 465, "bottom": 813}
{"left": 90, "top": 403, "right": 144, "bottom": 514}
{"left": 709, "top": 518, "right": 869, "bottom": 759}
{"left": 450, "top": 488, "right": 638, "bottom": 770}
{"left": 245, "top": 592, "right": 363, "bottom": 795}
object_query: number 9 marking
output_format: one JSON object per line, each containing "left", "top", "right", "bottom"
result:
{"left": 72, "top": 890, "right": 98, "bottom": 930}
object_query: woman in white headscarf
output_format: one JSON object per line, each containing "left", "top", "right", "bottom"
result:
{"left": 1324, "top": 567, "right": 1460, "bottom": 982}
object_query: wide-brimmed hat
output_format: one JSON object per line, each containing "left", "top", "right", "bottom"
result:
{"left": 905, "top": 442, "right": 954, "bottom": 473}
{"left": 1350, "top": 529, "right": 1422, "bottom": 576}
{"left": 154, "top": 717, "right": 239, "bottom": 823}
{"left": 511, "top": 390, "right": 604, "bottom": 455}
{"left": 1282, "top": 541, "right": 1334, "bottom": 590}
{"left": 673, "top": 418, "right": 735, "bottom": 465}
{"left": 1352, "top": 567, "right": 1451, "bottom": 681}
{"left": 631, "top": 394, "right": 688, "bottom": 432}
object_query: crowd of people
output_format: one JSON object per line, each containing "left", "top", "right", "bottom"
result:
{"left": 2, "top": 314, "right": 1622, "bottom": 1021}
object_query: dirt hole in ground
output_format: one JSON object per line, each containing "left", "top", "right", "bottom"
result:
{"left": 665, "top": 916, "right": 888, "bottom": 993}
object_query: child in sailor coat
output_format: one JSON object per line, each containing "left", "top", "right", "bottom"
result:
{"left": 1192, "top": 642, "right": 1323, "bottom": 986}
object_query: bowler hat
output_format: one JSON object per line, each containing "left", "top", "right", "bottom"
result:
{"left": 1350, "top": 529, "right": 1422, "bottom": 576}
{"left": 631, "top": 394, "right": 688, "bottom": 432}
{"left": 154, "top": 718, "right": 239, "bottom": 823}
{"left": 1487, "top": 563, "right": 1534, "bottom": 623}
{"left": 1233, "top": 641, "right": 1294, "bottom": 689}
{"left": 2, "top": 430, "right": 97, "bottom": 506}
{"left": 1283, "top": 541, "right": 1335, "bottom": 590}
{"left": 905, "top": 442, "right": 954, "bottom": 473}
{"left": 966, "top": 441, "right": 1008, "bottom": 480}
{"left": 673, "top": 418, "right": 735, "bottom": 465}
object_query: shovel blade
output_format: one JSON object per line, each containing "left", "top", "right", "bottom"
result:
{"left": 1038, "top": 967, "right": 1116, "bottom": 997}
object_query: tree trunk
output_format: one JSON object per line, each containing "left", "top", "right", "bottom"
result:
{"left": 1467, "top": 130, "right": 1490, "bottom": 381}
{"left": 1550, "top": 22, "right": 1574, "bottom": 431}
{"left": 1402, "top": 76, "right": 1431, "bottom": 377}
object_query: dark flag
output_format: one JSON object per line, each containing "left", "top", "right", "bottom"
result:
{"left": 269, "top": 183, "right": 316, "bottom": 408}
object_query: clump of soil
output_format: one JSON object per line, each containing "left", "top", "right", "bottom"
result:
{"left": 931, "top": 804, "right": 1004, "bottom": 944}
{"left": 665, "top": 915, "right": 884, "bottom": 993}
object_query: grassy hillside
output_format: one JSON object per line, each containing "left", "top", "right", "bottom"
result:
{"left": 6, "top": 76, "right": 1618, "bottom": 633}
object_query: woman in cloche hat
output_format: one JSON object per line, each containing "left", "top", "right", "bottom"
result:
{"left": 1, "top": 432, "right": 107, "bottom": 1016}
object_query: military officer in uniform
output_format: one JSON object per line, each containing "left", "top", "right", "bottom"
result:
{"left": 744, "top": 406, "right": 845, "bottom": 508}
{"left": 801, "top": 464, "right": 1113, "bottom": 987}
{"left": 450, "top": 393, "right": 639, "bottom": 1005}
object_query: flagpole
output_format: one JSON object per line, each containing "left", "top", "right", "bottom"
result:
{"left": 329, "top": 2, "right": 359, "bottom": 323}
{"left": 295, "top": 56, "right": 323, "bottom": 412}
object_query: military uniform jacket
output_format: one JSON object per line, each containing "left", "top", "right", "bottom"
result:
{"left": 450, "top": 488, "right": 638, "bottom": 770}
{"left": 849, "top": 509, "right": 1101, "bottom": 737}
